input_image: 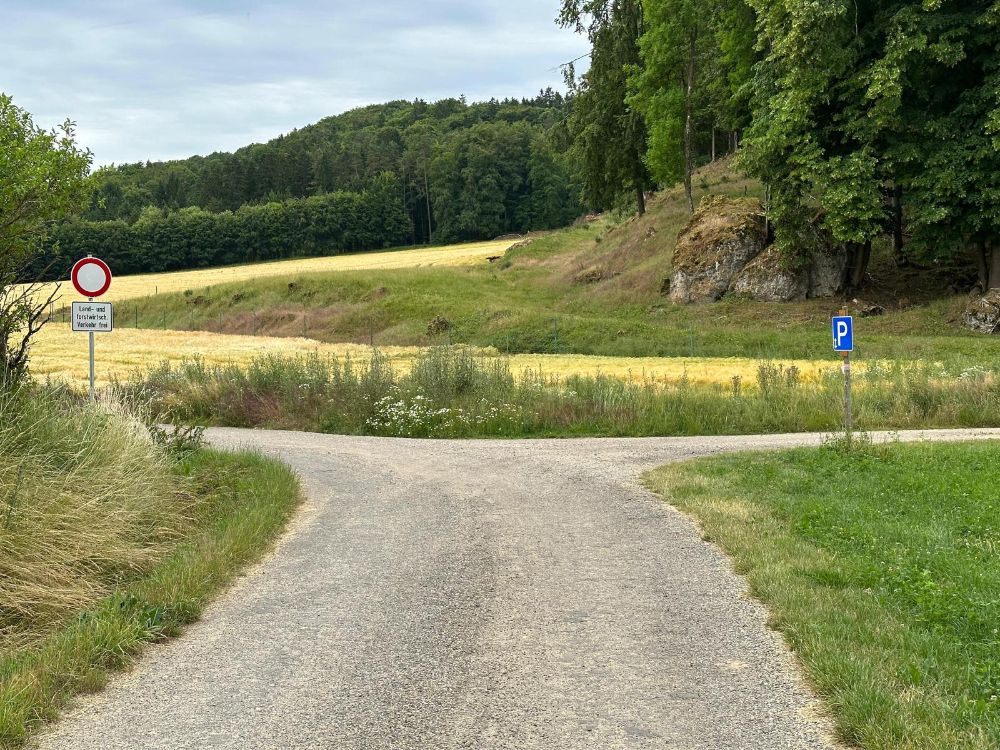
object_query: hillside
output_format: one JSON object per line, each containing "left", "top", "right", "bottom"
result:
{"left": 82, "top": 94, "right": 579, "bottom": 245}
{"left": 115, "top": 160, "right": 1000, "bottom": 364}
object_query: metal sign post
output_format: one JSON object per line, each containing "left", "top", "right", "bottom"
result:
{"left": 89, "top": 306, "right": 96, "bottom": 400}
{"left": 832, "top": 311, "right": 855, "bottom": 435}
{"left": 70, "top": 256, "right": 114, "bottom": 400}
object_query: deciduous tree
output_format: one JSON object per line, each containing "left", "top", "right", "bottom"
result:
{"left": 0, "top": 94, "right": 90, "bottom": 383}
{"left": 560, "top": 0, "right": 651, "bottom": 215}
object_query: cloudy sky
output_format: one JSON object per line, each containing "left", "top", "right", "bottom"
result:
{"left": 5, "top": 1, "right": 588, "bottom": 167}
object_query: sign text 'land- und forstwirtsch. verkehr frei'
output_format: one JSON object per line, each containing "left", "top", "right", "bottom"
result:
{"left": 71, "top": 302, "right": 114, "bottom": 333}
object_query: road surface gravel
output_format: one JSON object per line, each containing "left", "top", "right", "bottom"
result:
{"left": 34, "top": 428, "right": 1000, "bottom": 749}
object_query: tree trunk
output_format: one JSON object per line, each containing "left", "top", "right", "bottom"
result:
{"left": 682, "top": 31, "right": 697, "bottom": 214}
{"left": 711, "top": 127, "right": 716, "bottom": 162}
{"left": 402, "top": 170, "right": 415, "bottom": 245}
{"left": 890, "top": 184, "right": 905, "bottom": 266}
{"left": 847, "top": 240, "right": 873, "bottom": 290}
{"left": 988, "top": 240, "right": 1000, "bottom": 290}
{"left": 975, "top": 240, "right": 989, "bottom": 292}
{"left": 636, "top": 182, "right": 646, "bottom": 216}
{"left": 423, "top": 168, "right": 433, "bottom": 245}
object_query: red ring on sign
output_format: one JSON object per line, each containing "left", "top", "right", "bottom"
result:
{"left": 71, "top": 257, "right": 113, "bottom": 298}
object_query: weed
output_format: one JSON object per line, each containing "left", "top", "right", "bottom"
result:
{"left": 132, "top": 347, "right": 1000, "bottom": 437}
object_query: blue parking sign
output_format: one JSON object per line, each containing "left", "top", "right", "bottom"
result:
{"left": 832, "top": 316, "right": 854, "bottom": 353}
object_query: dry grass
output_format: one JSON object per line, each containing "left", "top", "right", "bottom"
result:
{"left": 30, "top": 323, "right": 835, "bottom": 389}
{"left": 24, "top": 239, "right": 515, "bottom": 307}
{"left": 0, "top": 391, "right": 185, "bottom": 648}
{"left": 0, "top": 389, "right": 301, "bottom": 746}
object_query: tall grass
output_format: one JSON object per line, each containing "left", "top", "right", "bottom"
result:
{"left": 0, "top": 388, "right": 191, "bottom": 647}
{"left": 0, "top": 386, "right": 301, "bottom": 746}
{"left": 132, "top": 347, "right": 1000, "bottom": 437}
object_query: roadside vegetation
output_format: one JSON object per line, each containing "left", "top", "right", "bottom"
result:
{"left": 0, "top": 386, "right": 300, "bottom": 747}
{"left": 130, "top": 347, "right": 1000, "bottom": 438}
{"left": 0, "top": 94, "right": 304, "bottom": 749}
{"left": 646, "top": 439, "right": 1000, "bottom": 749}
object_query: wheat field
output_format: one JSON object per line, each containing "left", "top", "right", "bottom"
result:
{"left": 32, "top": 323, "right": 831, "bottom": 389}
{"left": 27, "top": 239, "right": 515, "bottom": 307}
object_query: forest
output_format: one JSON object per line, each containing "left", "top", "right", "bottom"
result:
{"left": 37, "top": 93, "right": 582, "bottom": 279}
{"left": 562, "top": 0, "right": 999, "bottom": 291}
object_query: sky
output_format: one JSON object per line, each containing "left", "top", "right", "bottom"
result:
{"left": 4, "top": 1, "right": 589, "bottom": 167}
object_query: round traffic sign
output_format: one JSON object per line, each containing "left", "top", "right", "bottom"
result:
{"left": 71, "top": 257, "right": 112, "bottom": 298}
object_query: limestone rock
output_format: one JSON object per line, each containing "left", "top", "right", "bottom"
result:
{"left": 730, "top": 245, "right": 808, "bottom": 302}
{"left": 808, "top": 242, "right": 848, "bottom": 298}
{"left": 669, "top": 196, "right": 768, "bottom": 303}
{"left": 964, "top": 290, "right": 1000, "bottom": 334}
{"left": 852, "top": 299, "right": 885, "bottom": 318}
{"left": 574, "top": 265, "right": 605, "bottom": 285}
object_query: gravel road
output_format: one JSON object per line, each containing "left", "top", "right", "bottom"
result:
{"left": 35, "top": 428, "right": 1000, "bottom": 749}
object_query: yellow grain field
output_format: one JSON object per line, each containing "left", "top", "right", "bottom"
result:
{"left": 26, "top": 239, "right": 515, "bottom": 307}
{"left": 32, "top": 324, "right": 831, "bottom": 390}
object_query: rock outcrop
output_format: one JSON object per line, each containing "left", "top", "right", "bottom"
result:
{"left": 668, "top": 197, "right": 768, "bottom": 303}
{"left": 964, "top": 290, "right": 1000, "bottom": 334}
{"left": 667, "top": 196, "right": 849, "bottom": 303}
{"left": 808, "top": 242, "right": 848, "bottom": 298}
{"left": 730, "top": 245, "right": 808, "bottom": 302}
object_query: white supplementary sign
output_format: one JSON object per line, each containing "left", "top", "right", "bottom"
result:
{"left": 72, "top": 302, "right": 114, "bottom": 333}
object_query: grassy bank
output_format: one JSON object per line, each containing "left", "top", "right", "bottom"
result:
{"left": 646, "top": 439, "right": 1000, "bottom": 749}
{"left": 0, "top": 388, "right": 300, "bottom": 747}
{"left": 132, "top": 347, "right": 1000, "bottom": 437}
{"left": 111, "top": 162, "right": 1000, "bottom": 364}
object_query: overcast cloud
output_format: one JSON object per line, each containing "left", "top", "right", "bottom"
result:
{"left": 4, "top": 1, "right": 588, "bottom": 166}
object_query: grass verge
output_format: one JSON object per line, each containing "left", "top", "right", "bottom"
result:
{"left": 645, "top": 438, "right": 1000, "bottom": 749}
{"left": 133, "top": 347, "right": 1000, "bottom": 437}
{"left": 0, "top": 389, "right": 300, "bottom": 747}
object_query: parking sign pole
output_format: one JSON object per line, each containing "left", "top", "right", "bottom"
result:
{"left": 840, "top": 308, "right": 852, "bottom": 436}
{"left": 843, "top": 351, "right": 852, "bottom": 434}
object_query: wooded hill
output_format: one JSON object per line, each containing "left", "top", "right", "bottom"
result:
{"left": 35, "top": 93, "right": 582, "bottom": 279}
{"left": 561, "top": 0, "right": 1000, "bottom": 298}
